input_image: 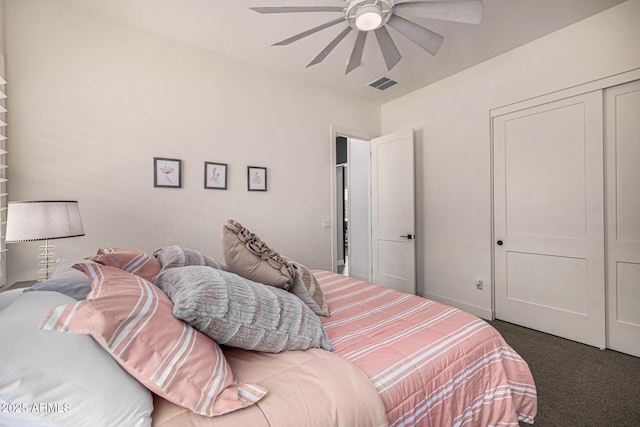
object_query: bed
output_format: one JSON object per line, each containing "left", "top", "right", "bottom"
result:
{"left": 151, "top": 270, "right": 537, "bottom": 427}
{"left": 0, "top": 243, "right": 537, "bottom": 427}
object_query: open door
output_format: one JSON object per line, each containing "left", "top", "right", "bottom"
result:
{"left": 371, "top": 130, "right": 416, "bottom": 294}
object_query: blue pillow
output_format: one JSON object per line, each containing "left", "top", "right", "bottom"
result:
{"left": 25, "top": 259, "right": 92, "bottom": 300}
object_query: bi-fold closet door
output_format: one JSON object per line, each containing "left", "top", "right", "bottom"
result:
{"left": 492, "top": 79, "right": 640, "bottom": 357}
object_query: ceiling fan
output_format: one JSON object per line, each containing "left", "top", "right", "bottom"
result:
{"left": 251, "top": 0, "right": 483, "bottom": 74}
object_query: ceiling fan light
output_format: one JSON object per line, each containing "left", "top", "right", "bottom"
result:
{"left": 355, "top": 5, "right": 383, "bottom": 31}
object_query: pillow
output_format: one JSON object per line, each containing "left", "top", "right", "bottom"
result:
{"left": 287, "top": 259, "right": 330, "bottom": 317}
{"left": 0, "top": 291, "right": 153, "bottom": 427}
{"left": 88, "top": 248, "right": 161, "bottom": 281}
{"left": 0, "top": 288, "right": 24, "bottom": 311}
{"left": 41, "top": 263, "right": 267, "bottom": 417}
{"left": 25, "top": 258, "right": 92, "bottom": 300}
{"left": 153, "top": 265, "right": 334, "bottom": 353}
{"left": 221, "top": 220, "right": 295, "bottom": 290}
{"left": 153, "top": 245, "right": 225, "bottom": 271}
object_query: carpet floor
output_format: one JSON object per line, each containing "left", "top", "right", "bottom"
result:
{"left": 489, "top": 320, "right": 640, "bottom": 426}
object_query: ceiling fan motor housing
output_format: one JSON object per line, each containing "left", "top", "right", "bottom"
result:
{"left": 346, "top": 0, "right": 395, "bottom": 31}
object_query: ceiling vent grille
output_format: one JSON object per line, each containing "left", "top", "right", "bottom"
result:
{"left": 368, "top": 76, "right": 398, "bottom": 91}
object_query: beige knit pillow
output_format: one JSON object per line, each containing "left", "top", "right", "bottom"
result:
{"left": 221, "top": 220, "right": 295, "bottom": 290}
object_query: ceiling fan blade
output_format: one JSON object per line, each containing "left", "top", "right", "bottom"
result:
{"left": 307, "top": 27, "right": 352, "bottom": 67}
{"left": 387, "top": 15, "right": 444, "bottom": 55}
{"left": 394, "top": 0, "right": 483, "bottom": 24}
{"left": 346, "top": 31, "right": 368, "bottom": 74}
{"left": 273, "top": 17, "right": 345, "bottom": 46}
{"left": 250, "top": 6, "right": 344, "bottom": 14}
{"left": 374, "top": 26, "right": 401, "bottom": 71}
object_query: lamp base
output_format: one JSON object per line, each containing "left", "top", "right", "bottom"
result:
{"left": 37, "top": 240, "right": 56, "bottom": 281}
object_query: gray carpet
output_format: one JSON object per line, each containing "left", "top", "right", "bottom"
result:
{"left": 489, "top": 320, "right": 640, "bottom": 427}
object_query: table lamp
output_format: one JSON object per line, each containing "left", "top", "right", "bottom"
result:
{"left": 5, "top": 200, "right": 85, "bottom": 281}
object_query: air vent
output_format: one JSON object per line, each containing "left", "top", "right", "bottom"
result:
{"left": 368, "top": 76, "right": 398, "bottom": 91}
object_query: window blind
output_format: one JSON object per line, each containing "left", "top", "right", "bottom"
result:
{"left": 0, "top": 56, "right": 7, "bottom": 286}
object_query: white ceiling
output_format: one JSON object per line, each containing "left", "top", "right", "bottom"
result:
{"left": 65, "top": 0, "right": 628, "bottom": 104}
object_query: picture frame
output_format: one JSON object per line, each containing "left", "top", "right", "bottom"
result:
{"left": 247, "top": 166, "right": 267, "bottom": 191}
{"left": 204, "top": 162, "right": 228, "bottom": 190}
{"left": 154, "top": 157, "right": 182, "bottom": 188}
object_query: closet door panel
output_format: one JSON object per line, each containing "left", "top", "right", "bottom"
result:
{"left": 606, "top": 80, "right": 640, "bottom": 357}
{"left": 493, "top": 91, "right": 605, "bottom": 348}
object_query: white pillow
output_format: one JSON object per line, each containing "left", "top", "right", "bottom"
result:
{"left": 0, "top": 291, "right": 153, "bottom": 427}
{"left": 0, "top": 288, "right": 23, "bottom": 311}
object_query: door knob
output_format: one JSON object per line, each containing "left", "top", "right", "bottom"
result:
{"left": 497, "top": 240, "right": 504, "bottom": 246}
{"left": 400, "top": 234, "right": 415, "bottom": 240}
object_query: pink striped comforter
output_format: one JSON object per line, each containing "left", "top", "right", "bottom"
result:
{"left": 314, "top": 270, "right": 537, "bottom": 427}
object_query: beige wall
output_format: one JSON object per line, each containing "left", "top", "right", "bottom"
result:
{"left": 5, "top": 0, "right": 380, "bottom": 283}
{"left": 382, "top": 0, "right": 640, "bottom": 318}
{"left": 0, "top": 0, "right": 5, "bottom": 57}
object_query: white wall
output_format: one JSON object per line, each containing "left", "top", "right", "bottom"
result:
{"left": 348, "top": 138, "right": 370, "bottom": 281}
{"left": 381, "top": 0, "right": 640, "bottom": 318}
{"left": 5, "top": 0, "right": 380, "bottom": 283}
{"left": 0, "top": 0, "right": 5, "bottom": 56}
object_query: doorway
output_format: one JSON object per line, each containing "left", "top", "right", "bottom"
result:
{"left": 336, "top": 136, "right": 348, "bottom": 275}
{"left": 335, "top": 135, "right": 370, "bottom": 281}
{"left": 329, "top": 126, "right": 416, "bottom": 294}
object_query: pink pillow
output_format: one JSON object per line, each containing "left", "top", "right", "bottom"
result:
{"left": 88, "top": 248, "right": 161, "bottom": 282}
{"left": 40, "top": 263, "right": 267, "bottom": 417}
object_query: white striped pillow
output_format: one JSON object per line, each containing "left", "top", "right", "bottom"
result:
{"left": 40, "top": 263, "right": 267, "bottom": 417}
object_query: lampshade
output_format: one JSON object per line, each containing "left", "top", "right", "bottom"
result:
{"left": 6, "top": 201, "right": 85, "bottom": 242}
{"left": 355, "top": 5, "right": 383, "bottom": 31}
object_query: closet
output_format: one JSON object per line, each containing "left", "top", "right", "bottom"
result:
{"left": 492, "top": 76, "right": 640, "bottom": 357}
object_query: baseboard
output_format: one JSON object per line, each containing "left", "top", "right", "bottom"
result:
{"left": 349, "top": 273, "right": 369, "bottom": 282}
{"left": 419, "top": 291, "right": 494, "bottom": 321}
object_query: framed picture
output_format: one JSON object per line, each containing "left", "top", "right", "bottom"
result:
{"left": 247, "top": 166, "right": 267, "bottom": 191}
{"left": 154, "top": 157, "right": 182, "bottom": 188}
{"left": 204, "top": 162, "right": 228, "bottom": 190}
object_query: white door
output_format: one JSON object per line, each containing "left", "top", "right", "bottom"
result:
{"left": 493, "top": 91, "right": 606, "bottom": 348}
{"left": 371, "top": 130, "right": 416, "bottom": 294}
{"left": 605, "top": 80, "right": 640, "bottom": 357}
